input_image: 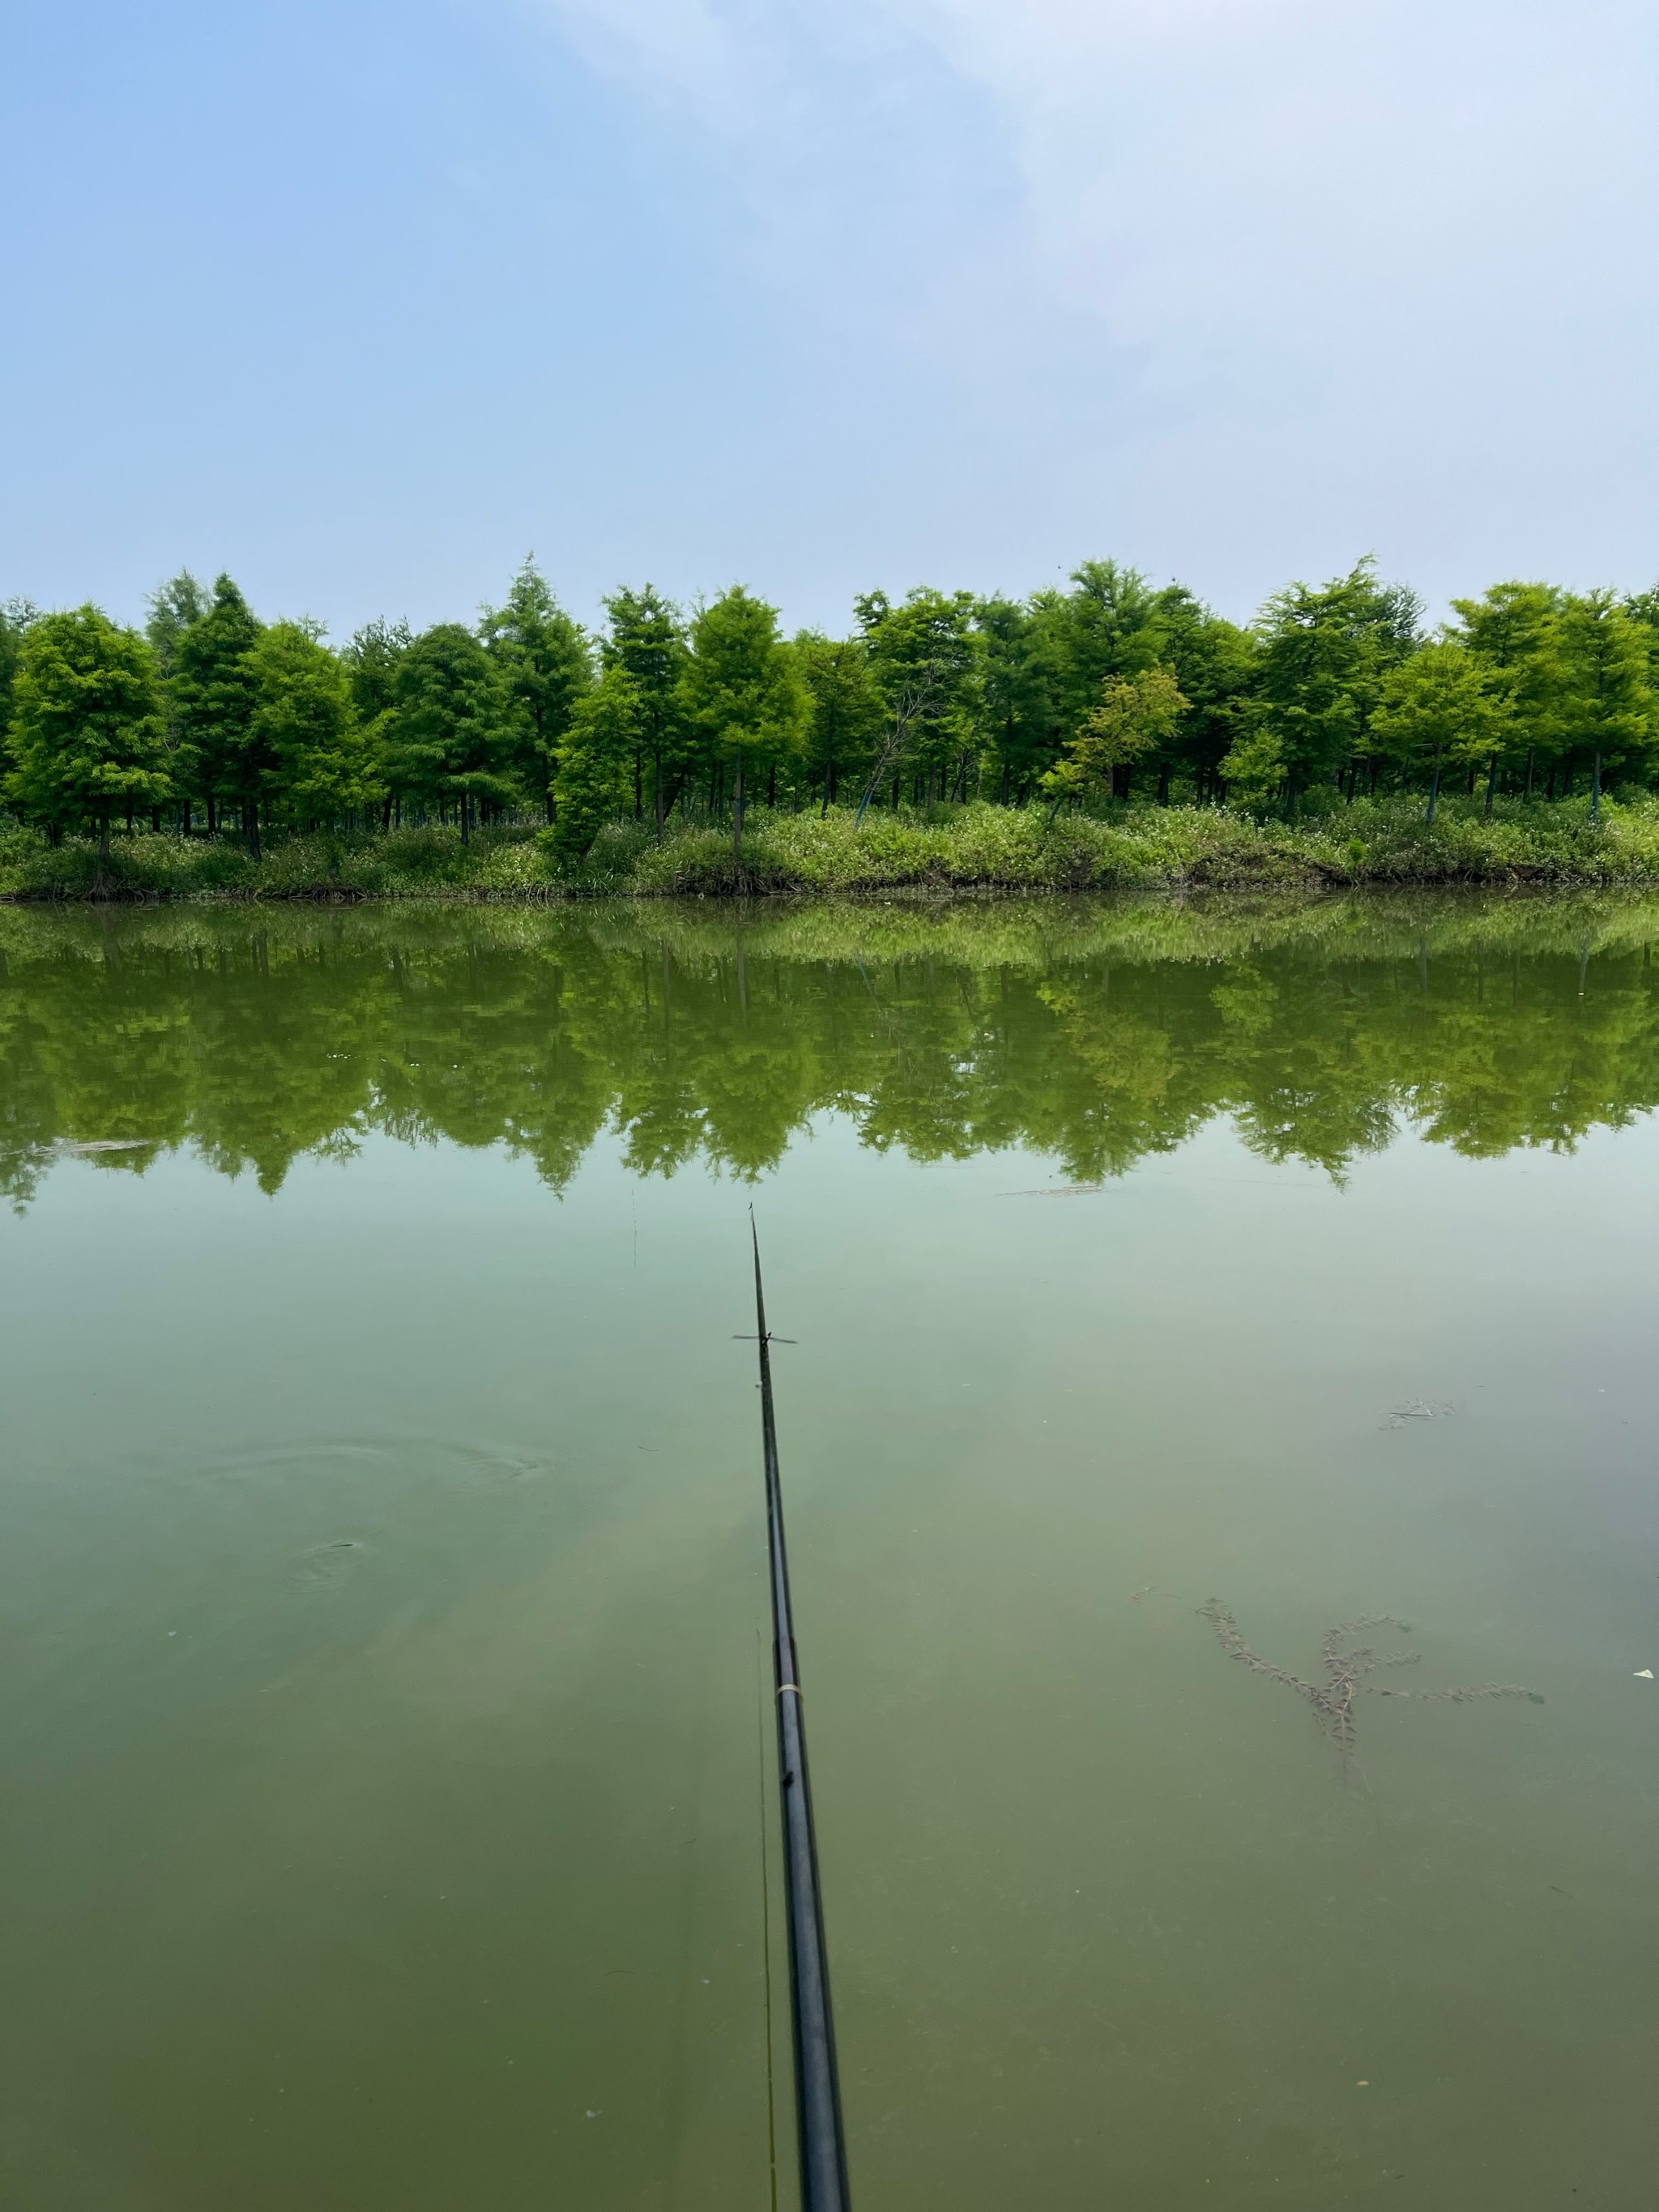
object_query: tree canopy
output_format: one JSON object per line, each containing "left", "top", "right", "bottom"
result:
{"left": 5, "top": 607, "right": 168, "bottom": 853}
{"left": 6, "top": 554, "right": 1659, "bottom": 854}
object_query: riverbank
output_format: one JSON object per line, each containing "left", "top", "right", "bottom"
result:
{"left": 7, "top": 793, "right": 1659, "bottom": 901}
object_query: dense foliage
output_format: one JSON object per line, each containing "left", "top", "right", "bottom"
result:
{"left": 5, "top": 895, "right": 1659, "bottom": 1209}
{"left": 6, "top": 557, "right": 1659, "bottom": 888}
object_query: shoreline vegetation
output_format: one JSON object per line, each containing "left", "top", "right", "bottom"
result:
{"left": 7, "top": 554, "right": 1659, "bottom": 899}
{"left": 9, "top": 792, "right": 1659, "bottom": 902}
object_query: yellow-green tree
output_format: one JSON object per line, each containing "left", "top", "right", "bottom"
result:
{"left": 1042, "top": 663, "right": 1187, "bottom": 813}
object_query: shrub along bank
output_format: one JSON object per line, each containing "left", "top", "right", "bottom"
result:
{"left": 7, "top": 794, "right": 1659, "bottom": 903}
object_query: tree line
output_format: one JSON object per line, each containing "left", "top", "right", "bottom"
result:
{"left": 4, "top": 557, "right": 1659, "bottom": 861}
{"left": 4, "top": 901, "right": 1657, "bottom": 1208}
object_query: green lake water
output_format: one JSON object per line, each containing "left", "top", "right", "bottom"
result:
{"left": 2, "top": 893, "right": 1658, "bottom": 2210}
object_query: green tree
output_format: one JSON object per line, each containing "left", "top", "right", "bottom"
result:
{"left": 1035, "top": 562, "right": 1163, "bottom": 749}
{"left": 975, "top": 597, "right": 1053, "bottom": 802}
{"left": 249, "top": 624, "right": 377, "bottom": 826}
{"left": 854, "top": 587, "right": 980, "bottom": 810}
{"left": 1042, "top": 664, "right": 1188, "bottom": 814}
{"left": 1371, "top": 641, "right": 1504, "bottom": 822}
{"left": 173, "top": 574, "right": 264, "bottom": 845}
{"left": 343, "top": 620, "right": 412, "bottom": 824}
{"left": 1149, "top": 587, "right": 1258, "bottom": 802}
{"left": 1235, "top": 559, "right": 1421, "bottom": 805}
{"left": 1555, "top": 591, "right": 1654, "bottom": 822}
{"left": 143, "top": 571, "right": 210, "bottom": 830}
{"left": 552, "top": 666, "right": 642, "bottom": 861}
{"left": 144, "top": 571, "right": 210, "bottom": 674}
{"left": 1623, "top": 585, "right": 1659, "bottom": 671}
{"left": 390, "top": 625, "right": 512, "bottom": 840}
{"left": 1449, "top": 581, "right": 1562, "bottom": 805}
{"left": 343, "top": 619, "right": 411, "bottom": 724}
{"left": 795, "top": 632, "right": 885, "bottom": 813}
{"left": 601, "top": 585, "right": 688, "bottom": 838}
{"left": 0, "top": 597, "right": 40, "bottom": 752}
{"left": 681, "top": 587, "right": 808, "bottom": 860}
{"left": 480, "top": 557, "right": 592, "bottom": 821}
{"left": 4, "top": 607, "right": 169, "bottom": 853}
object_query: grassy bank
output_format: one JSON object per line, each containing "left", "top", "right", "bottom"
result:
{"left": 8, "top": 792, "right": 1659, "bottom": 902}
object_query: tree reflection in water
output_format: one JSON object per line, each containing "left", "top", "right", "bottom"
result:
{"left": 4, "top": 891, "right": 1659, "bottom": 1211}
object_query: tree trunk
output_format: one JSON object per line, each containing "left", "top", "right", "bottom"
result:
{"left": 207, "top": 795, "right": 217, "bottom": 835}
{"left": 1158, "top": 761, "right": 1171, "bottom": 805}
{"left": 1591, "top": 749, "right": 1603, "bottom": 825}
{"left": 654, "top": 746, "right": 665, "bottom": 844}
{"left": 99, "top": 809, "right": 111, "bottom": 860}
{"left": 460, "top": 792, "right": 471, "bottom": 845}
{"left": 1485, "top": 751, "right": 1499, "bottom": 819}
{"left": 1427, "top": 765, "right": 1440, "bottom": 825}
{"left": 245, "top": 796, "right": 261, "bottom": 860}
{"left": 732, "top": 757, "right": 745, "bottom": 865}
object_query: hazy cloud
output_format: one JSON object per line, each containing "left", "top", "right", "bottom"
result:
{"left": 8, "top": 1, "right": 1653, "bottom": 630}
{"left": 519, "top": 0, "right": 1659, "bottom": 611}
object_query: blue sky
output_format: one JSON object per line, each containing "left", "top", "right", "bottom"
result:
{"left": 6, "top": 0, "right": 1657, "bottom": 637}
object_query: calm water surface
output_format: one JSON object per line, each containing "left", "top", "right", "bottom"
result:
{"left": 3, "top": 895, "right": 1658, "bottom": 2210}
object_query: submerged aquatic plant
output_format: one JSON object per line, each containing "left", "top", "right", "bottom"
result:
{"left": 1199, "top": 1600, "right": 1543, "bottom": 1769}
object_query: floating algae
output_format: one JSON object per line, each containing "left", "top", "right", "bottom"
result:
{"left": 1199, "top": 1600, "right": 1543, "bottom": 1770}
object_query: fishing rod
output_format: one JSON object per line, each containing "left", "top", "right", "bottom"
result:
{"left": 747, "top": 1211, "right": 853, "bottom": 2212}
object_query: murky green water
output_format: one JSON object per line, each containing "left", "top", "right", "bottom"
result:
{"left": 3, "top": 894, "right": 1659, "bottom": 2210}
